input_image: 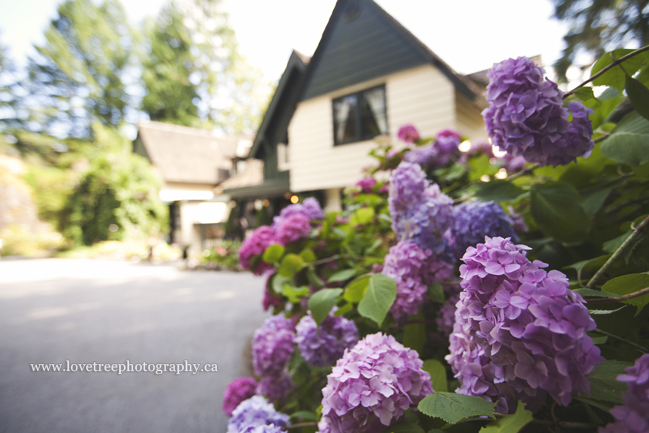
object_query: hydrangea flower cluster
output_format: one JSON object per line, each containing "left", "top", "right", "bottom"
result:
{"left": 296, "top": 311, "right": 359, "bottom": 367}
{"left": 355, "top": 177, "right": 377, "bottom": 194}
{"left": 446, "top": 236, "right": 603, "bottom": 413}
{"left": 382, "top": 240, "right": 454, "bottom": 320}
{"left": 599, "top": 354, "right": 649, "bottom": 433}
{"left": 272, "top": 197, "right": 323, "bottom": 227}
{"left": 389, "top": 162, "right": 454, "bottom": 256}
{"left": 239, "top": 425, "right": 286, "bottom": 433}
{"left": 397, "top": 124, "right": 420, "bottom": 143}
{"left": 435, "top": 292, "right": 461, "bottom": 337}
{"left": 252, "top": 315, "right": 295, "bottom": 377}
{"left": 226, "top": 395, "right": 289, "bottom": 433}
{"left": 447, "top": 200, "right": 518, "bottom": 260}
{"left": 223, "top": 377, "right": 257, "bottom": 416}
{"left": 239, "top": 226, "right": 278, "bottom": 275}
{"left": 256, "top": 374, "right": 294, "bottom": 403}
{"left": 404, "top": 129, "right": 461, "bottom": 169}
{"left": 319, "top": 333, "right": 433, "bottom": 433}
{"left": 275, "top": 213, "right": 311, "bottom": 245}
{"left": 482, "top": 56, "right": 594, "bottom": 167}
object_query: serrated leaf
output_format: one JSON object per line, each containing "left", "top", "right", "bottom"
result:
{"left": 428, "top": 283, "right": 446, "bottom": 304}
{"left": 479, "top": 401, "right": 533, "bottom": 433}
{"left": 626, "top": 76, "right": 649, "bottom": 122}
{"left": 344, "top": 276, "right": 370, "bottom": 303}
{"left": 601, "top": 112, "right": 649, "bottom": 166}
{"left": 587, "top": 360, "right": 632, "bottom": 405}
{"left": 358, "top": 273, "right": 397, "bottom": 327}
{"left": 475, "top": 180, "right": 525, "bottom": 203}
{"left": 530, "top": 182, "right": 592, "bottom": 243}
{"left": 588, "top": 306, "right": 627, "bottom": 315}
{"left": 591, "top": 49, "right": 648, "bottom": 91}
{"left": 262, "top": 244, "right": 285, "bottom": 264}
{"left": 603, "top": 230, "right": 632, "bottom": 253}
{"left": 572, "top": 86, "right": 596, "bottom": 102}
{"left": 308, "top": 288, "right": 343, "bottom": 326}
{"left": 423, "top": 359, "right": 448, "bottom": 393}
{"left": 602, "top": 273, "right": 649, "bottom": 315}
{"left": 328, "top": 268, "right": 358, "bottom": 283}
{"left": 574, "top": 288, "right": 619, "bottom": 298}
{"left": 418, "top": 392, "right": 496, "bottom": 424}
{"left": 380, "top": 420, "right": 425, "bottom": 433}
{"left": 278, "top": 254, "right": 305, "bottom": 278}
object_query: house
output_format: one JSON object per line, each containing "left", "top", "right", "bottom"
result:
{"left": 133, "top": 121, "right": 251, "bottom": 254}
{"left": 227, "top": 0, "right": 492, "bottom": 214}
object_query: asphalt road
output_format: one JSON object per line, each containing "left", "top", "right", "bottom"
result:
{"left": 0, "top": 258, "right": 270, "bottom": 433}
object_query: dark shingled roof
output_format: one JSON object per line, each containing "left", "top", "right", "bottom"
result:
{"left": 135, "top": 122, "right": 245, "bottom": 185}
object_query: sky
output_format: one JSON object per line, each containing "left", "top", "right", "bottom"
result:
{"left": 0, "top": 0, "right": 570, "bottom": 83}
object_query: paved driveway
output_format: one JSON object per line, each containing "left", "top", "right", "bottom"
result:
{"left": 0, "top": 259, "right": 269, "bottom": 433}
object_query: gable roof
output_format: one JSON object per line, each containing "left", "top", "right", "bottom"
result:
{"left": 300, "top": 0, "right": 485, "bottom": 102}
{"left": 135, "top": 121, "right": 245, "bottom": 185}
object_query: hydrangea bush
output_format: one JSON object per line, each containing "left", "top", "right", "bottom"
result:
{"left": 225, "top": 48, "right": 649, "bottom": 432}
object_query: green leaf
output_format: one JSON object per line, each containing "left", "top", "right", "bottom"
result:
{"left": 588, "top": 306, "right": 628, "bottom": 315}
{"left": 530, "top": 182, "right": 592, "bottom": 243}
{"left": 591, "top": 49, "right": 648, "bottom": 91}
{"left": 308, "top": 288, "right": 343, "bottom": 325}
{"left": 333, "top": 303, "right": 353, "bottom": 316}
{"left": 574, "top": 288, "right": 619, "bottom": 298}
{"left": 428, "top": 283, "right": 446, "bottom": 304}
{"left": 603, "top": 230, "right": 632, "bottom": 253}
{"left": 418, "top": 392, "right": 496, "bottom": 424}
{"left": 480, "top": 402, "right": 533, "bottom": 433}
{"left": 580, "top": 187, "right": 613, "bottom": 218}
{"left": 344, "top": 276, "right": 370, "bottom": 303}
{"left": 282, "top": 285, "right": 309, "bottom": 303}
{"left": 272, "top": 274, "right": 293, "bottom": 295}
{"left": 475, "top": 181, "right": 525, "bottom": 203}
{"left": 262, "top": 244, "right": 285, "bottom": 264}
{"left": 278, "top": 254, "right": 305, "bottom": 278}
{"left": 328, "top": 268, "right": 358, "bottom": 283}
{"left": 289, "top": 411, "right": 317, "bottom": 421}
{"left": 601, "top": 112, "right": 649, "bottom": 166}
{"left": 587, "top": 360, "right": 632, "bottom": 405}
{"left": 626, "top": 76, "right": 649, "bottom": 122}
{"left": 572, "top": 86, "right": 596, "bottom": 102}
{"left": 358, "top": 273, "right": 397, "bottom": 327}
{"left": 602, "top": 273, "right": 649, "bottom": 315}
{"left": 404, "top": 313, "right": 426, "bottom": 355}
{"left": 423, "top": 359, "right": 448, "bottom": 393}
{"left": 349, "top": 207, "right": 375, "bottom": 225}
{"left": 380, "top": 420, "right": 425, "bottom": 433}
{"left": 306, "top": 267, "right": 325, "bottom": 289}
{"left": 299, "top": 248, "right": 317, "bottom": 263}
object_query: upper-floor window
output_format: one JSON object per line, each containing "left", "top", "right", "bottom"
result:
{"left": 332, "top": 85, "right": 387, "bottom": 145}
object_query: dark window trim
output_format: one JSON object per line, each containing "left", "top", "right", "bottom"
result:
{"left": 332, "top": 84, "right": 388, "bottom": 146}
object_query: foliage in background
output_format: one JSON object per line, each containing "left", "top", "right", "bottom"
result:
{"left": 186, "top": 240, "right": 242, "bottom": 271}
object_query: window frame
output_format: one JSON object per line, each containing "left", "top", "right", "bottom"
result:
{"left": 332, "top": 84, "right": 388, "bottom": 146}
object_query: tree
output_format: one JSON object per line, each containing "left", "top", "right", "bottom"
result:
{"left": 552, "top": 0, "right": 649, "bottom": 80}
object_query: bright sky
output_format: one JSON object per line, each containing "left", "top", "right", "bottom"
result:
{"left": 0, "top": 0, "right": 569, "bottom": 83}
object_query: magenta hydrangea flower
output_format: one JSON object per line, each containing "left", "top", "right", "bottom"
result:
{"left": 223, "top": 377, "right": 258, "bottom": 416}
{"left": 482, "top": 57, "right": 594, "bottom": 167}
{"left": 389, "top": 162, "right": 454, "bottom": 257}
{"left": 319, "top": 333, "right": 433, "bottom": 433}
{"left": 272, "top": 198, "right": 323, "bottom": 227}
{"left": 227, "top": 395, "right": 289, "bottom": 433}
{"left": 276, "top": 213, "right": 311, "bottom": 245}
{"left": 256, "top": 374, "right": 294, "bottom": 403}
{"left": 446, "top": 236, "right": 603, "bottom": 414}
{"left": 239, "top": 226, "right": 278, "bottom": 275}
{"left": 295, "top": 311, "right": 359, "bottom": 367}
{"left": 599, "top": 354, "right": 649, "bottom": 433}
{"left": 397, "top": 124, "right": 420, "bottom": 143}
{"left": 252, "top": 315, "right": 295, "bottom": 377}
{"left": 382, "top": 240, "right": 454, "bottom": 320}
{"left": 355, "top": 177, "right": 377, "bottom": 194}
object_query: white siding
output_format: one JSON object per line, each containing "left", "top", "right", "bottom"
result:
{"left": 289, "top": 64, "right": 455, "bottom": 193}
{"left": 455, "top": 92, "right": 489, "bottom": 142}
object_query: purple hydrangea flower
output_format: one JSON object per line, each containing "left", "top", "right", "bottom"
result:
{"left": 239, "top": 226, "right": 278, "bottom": 275}
{"left": 404, "top": 144, "right": 438, "bottom": 169}
{"left": 223, "top": 377, "right": 258, "bottom": 416}
{"left": 482, "top": 57, "right": 594, "bottom": 167}
{"left": 302, "top": 197, "right": 324, "bottom": 220}
{"left": 276, "top": 213, "right": 311, "bottom": 245}
{"left": 272, "top": 198, "right": 323, "bottom": 227}
{"left": 435, "top": 292, "right": 461, "bottom": 337}
{"left": 239, "top": 425, "right": 286, "bottom": 433}
{"left": 227, "top": 395, "right": 289, "bottom": 433}
{"left": 446, "top": 237, "right": 603, "bottom": 414}
{"left": 319, "top": 333, "right": 433, "bottom": 433}
{"left": 448, "top": 201, "right": 518, "bottom": 260}
{"left": 599, "top": 354, "right": 649, "bottom": 433}
{"left": 397, "top": 124, "right": 420, "bottom": 143}
{"left": 252, "top": 315, "right": 295, "bottom": 377}
{"left": 256, "top": 374, "right": 294, "bottom": 403}
{"left": 382, "top": 240, "right": 454, "bottom": 320}
{"left": 355, "top": 177, "right": 377, "bottom": 194}
{"left": 404, "top": 130, "right": 461, "bottom": 169}
{"left": 389, "top": 162, "right": 454, "bottom": 256}
{"left": 295, "top": 311, "right": 359, "bottom": 367}
{"left": 262, "top": 275, "right": 283, "bottom": 312}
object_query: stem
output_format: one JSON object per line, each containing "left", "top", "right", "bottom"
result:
{"left": 587, "top": 286, "right": 649, "bottom": 304}
{"left": 506, "top": 163, "right": 539, "bottom": 181}
{"left": 586, "top": 214, "right": 649, "bottom": 288}
{"left": 532, "top": 419, "right": 600, "bottom": 429}
{"left": 563, "top": 45, "right": 649, "bottom": 98}
{"left": 592, "top": 328, "right": 649, "bottom": 353}
{"left": 286, "top": 422, "right": 318, "bottom": 430}
{"left": 593, "top": 133, "right": 610, "bottom": 143}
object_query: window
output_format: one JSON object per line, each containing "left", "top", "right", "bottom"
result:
{"left": 332, "top": 85, "right": 387, "bottom": 145}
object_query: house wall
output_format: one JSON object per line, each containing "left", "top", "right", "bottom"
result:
{"left": 288, "top": 64, "right": 456, "bottom": 194}
{"left": 455, "top": 92, "right": 489, "bottom": 142}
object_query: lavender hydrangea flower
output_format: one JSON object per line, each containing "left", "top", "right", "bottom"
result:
{"left": 382, "top": 240, "right": 454, "bottom": 320}
{"left": 404, "top": 144, "right": 437, "bottom": 169}
{"left": 252, "top": 315, "right": 295, "bottom": 377}
{"left": 295, "top": 311, "right": 359, "bottom": 367}
{"left": 239, "top": 226, "right": 278, "bottom": 275}
{"left": 272, "top": 198, "right": 323, "bottom": 227}
{"left": 482, "top": 57, "right": 594, "bottom": 167}
{"left": 397, "top": 124, "right": 420, "bottom": 143}
{"left": 389, "top": 162, "right": 454, "bottom": 256}
{"left": 599, "top": 354, "right": 649, "bottom": 433}
{"left": 319, "top": 333, "right": 433, "bottom": 433}
{"left": 276, "top": 213, "right": 311, "bottom": 245}
{"left": 227, "top": 395, "right": 289, "bottom": 433}
{"left": 404, "top": 130, "right": 461, "bottom": 169}
{"left": 435, "top": 292, "right": 461, "bottom": 337}
{"left": 446, "top": 236, "right": 603, "bottom": 413}
{"left": 256, "top": 374, "right": 294, "bottom": 403}
{"left": 239, "top": 425, "right": 286, "bottom": 433}
{"left": 223, "top": 377, "right": 257, "bottom": 416}
{"left": 448, "top": 200, "right": 518, "bottom": 260}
